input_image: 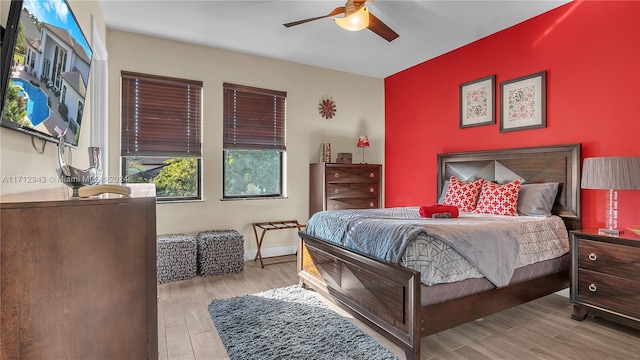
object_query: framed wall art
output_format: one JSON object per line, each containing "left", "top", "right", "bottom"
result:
{"left": 500, "top": 71, "right": 547, "bottom": 132}
{"left": 459, "top": 75, "right": 495, "bottom": 128}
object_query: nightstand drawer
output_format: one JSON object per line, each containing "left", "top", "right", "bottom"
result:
{"left": 577, "top": 239, "right": 640, "bottom": 281}
{"left": 576, "top": 269, "right": 640, "bottom": 316}
{"left": 327, "top": 183, "right": 379, "bottom": 199}
{"left": 327, "top": 198, "right": 379, "bottom": 210}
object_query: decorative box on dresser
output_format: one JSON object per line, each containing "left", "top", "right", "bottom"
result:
{"left": 309, "top": 163, "right": 381, "bottom": 216}
{"left": 0, "top": 184, "right": 158, "bottom": 360}
{"left": 570, "top": 229, "right": 640, "bottom": 330}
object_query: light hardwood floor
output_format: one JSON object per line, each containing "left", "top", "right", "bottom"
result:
{"left": 158, "top": 256, "right": 640, "bottom": 360}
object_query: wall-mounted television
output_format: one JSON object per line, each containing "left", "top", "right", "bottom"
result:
{"left": 0, "top": 0, "right": 93, "bottom": 147}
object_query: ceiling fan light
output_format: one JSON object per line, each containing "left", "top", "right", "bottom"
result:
{"left": 334, "top": 5, "right": 369, "bottom": 31}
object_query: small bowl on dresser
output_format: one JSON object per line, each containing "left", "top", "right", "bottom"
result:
{"left": 627, "top": 225, "right": 640, "bottom": 236}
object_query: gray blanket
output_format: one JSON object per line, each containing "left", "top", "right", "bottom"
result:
{"left": 305, "top": 207, "right": 521, "bottom": 287}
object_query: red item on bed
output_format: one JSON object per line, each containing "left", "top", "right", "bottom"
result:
{"left": 419, "top": 205, "right": 459, "bottom": 218}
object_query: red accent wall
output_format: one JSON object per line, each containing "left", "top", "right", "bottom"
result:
{"left": 384, "top": 1, "right": 640, "bottom": 229}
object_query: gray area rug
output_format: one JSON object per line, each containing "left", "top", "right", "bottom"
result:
{"left": 208, "top": 285, "right": 398, "bottom": 360}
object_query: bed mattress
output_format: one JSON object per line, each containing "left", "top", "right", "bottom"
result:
{"left": 420, "top": 254, "right": 569, "bottom": 307}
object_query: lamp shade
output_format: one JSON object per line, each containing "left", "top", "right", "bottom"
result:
{"left": 357, "top": 135, "right": 370, "bottom": 148}
{"left": 581, "top": 156, "right": 640, "bottom": 190}
{"left": 334, "top": 5, "right": 369, "bottom": 31}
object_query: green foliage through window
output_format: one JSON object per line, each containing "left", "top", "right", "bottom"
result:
{"left": 224, "top": 150, "right": 281, "bottom": 197}
{"left": 123, "top": 157, "right": 200, "bottom": 200}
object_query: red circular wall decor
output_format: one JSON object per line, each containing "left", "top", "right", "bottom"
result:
{"left": 318, "top": 96, "right": 336, "bottom": 119}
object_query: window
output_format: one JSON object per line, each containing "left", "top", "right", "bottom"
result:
{"left": 121, "top": 71, "right": 203, "bottom": 201}
{"left": 223, "top": 83, "right": 286, "bottom": 199}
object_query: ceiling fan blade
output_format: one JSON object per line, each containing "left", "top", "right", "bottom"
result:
{"left": 283, "top": 7, "right": 345, "bottom": 28}
{"left": 367, "top": 13, "right": 399, "bottom": 42}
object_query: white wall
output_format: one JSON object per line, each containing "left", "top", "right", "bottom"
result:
{"left": 0, "top": 0, "right": 106, "bottom": 195}
{"left": 106, "top": 30, "right": 385, "bottom": 258}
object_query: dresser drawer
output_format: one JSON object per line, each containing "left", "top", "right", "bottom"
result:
{"left": 577, "top": 239, "right": 640, "bottom": 281}
{"left": 576, "top": 269, "right": 640, "bottom": 317}
{"left": 327, "top": 198, "right": 379, "bottom": 210}
{"left": 326, "top": 167, "right": 379, "bottom": 184}
{"left": 327, "top": 183, "right": 379, "bottom": 199}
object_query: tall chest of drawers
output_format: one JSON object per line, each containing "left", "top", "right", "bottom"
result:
{"left": 309, "top": 163, "right": 382, "bottom": 216}
{"left": 570, "top": 229, "right": 640, "bottom": 330}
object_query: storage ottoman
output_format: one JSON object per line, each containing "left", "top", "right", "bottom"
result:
{"left": 156, "top": 234, "right": 197, "bottom": 284}
{"left": 197, "top": 230, "right": 244, "bottom": 276}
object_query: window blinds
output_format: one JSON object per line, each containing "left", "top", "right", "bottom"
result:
{"left": 121, "top": 71, "right": 202, "bottom": 157}
{"left": 223, "top": 82, "right": 286, "bottom": 151}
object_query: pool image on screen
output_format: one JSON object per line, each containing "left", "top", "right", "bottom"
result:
{"left": 1, "top": 0, "right": 93, "bottom": 147}
{"left": 8, "top": 78, "right": 51, "bottom": 126}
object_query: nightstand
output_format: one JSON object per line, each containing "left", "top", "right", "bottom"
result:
{"left": 570, "top": 229, "right": 640, "bottom": 330}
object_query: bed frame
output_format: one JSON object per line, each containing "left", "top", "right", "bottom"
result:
{"left": 297, "top": 144, "right": 581, "bottom": 360}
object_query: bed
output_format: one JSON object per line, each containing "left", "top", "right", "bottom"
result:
{"left": 297, "top": 144, "right": 581, "bottom": 360}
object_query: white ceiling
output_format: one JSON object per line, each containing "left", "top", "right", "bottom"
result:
{"left": 98, "top": 0, "right": 570, "bottom": 78}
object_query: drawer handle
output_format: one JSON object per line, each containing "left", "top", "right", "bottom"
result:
{"left": 369, "top": 202, "right": 374, "bottom": 208}
{"left": 588, "top": 284, "right": 597, "bottom": 292}
{"left": 334, "top": 173, "right": 339, "bottom": 178}
{"left": 334, "top": 189, "right": 339, "bottom": 194}
{"left": 588, "top": 253, "right": 597, "bottom": 261}
{"left": 334, "top": 204, "right": 339, "bottom": 209}
{"left": 369, "top": 187, "right": 374, "bottom": 193}
{"left": 369, "top": 173, "right": 375, "bottom": 178}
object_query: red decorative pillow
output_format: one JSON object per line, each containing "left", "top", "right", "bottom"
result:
{"left": 475, "top": 179, "right": 522, "bottom": 216}
{"left": 442, "top": 176, "right": 484, "bottom": 212}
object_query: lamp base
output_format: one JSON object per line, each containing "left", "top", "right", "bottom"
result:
{"left": 598, "top": 227, "right": 623, "bottom": 237}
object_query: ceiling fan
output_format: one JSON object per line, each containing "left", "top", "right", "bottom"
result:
{"left": 283, "top": 0, "right": 399, "bottom": 42}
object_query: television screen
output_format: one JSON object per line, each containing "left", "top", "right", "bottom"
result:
{"left": 0, "top": 0, "right": 93, "bottom": 147}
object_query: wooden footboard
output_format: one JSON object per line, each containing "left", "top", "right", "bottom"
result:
{"left": 297, "top": 231, "right": 422, "bottom": 360}
{"left": 419, "top": 269, "right": 569, "bottom": 336}
{"left": 298, "top": 230, "right": 570, "bottom": 360}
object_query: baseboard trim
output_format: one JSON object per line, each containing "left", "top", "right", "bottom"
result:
{"left": 244, "top": 244, "right": 297, "bottom": 261}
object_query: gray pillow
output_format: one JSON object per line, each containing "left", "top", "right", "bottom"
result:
{"left": 517, "top": 182, "right": 559, "bottom": 216}
{"left": 438, "top": 180, "right": 449, "bottom": 204}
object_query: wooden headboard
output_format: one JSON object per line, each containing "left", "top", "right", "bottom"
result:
{"left": 437, "top": 144, "right": 581, "bottom": 230}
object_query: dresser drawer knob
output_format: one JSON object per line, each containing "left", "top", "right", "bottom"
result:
{"left": 334, "top": 189, "right": 339, "bottom": 194}
{"left": 334, "top": 173, "right": 339, "bottom": 178}
{"left": 588, "top": 284, "right": 597, "bottom": 292}
{"left": 369, "top": 202, "right": 374, "bottom": 207}
{"left": 334, "top": 204, "right": 340, "bottom": 209}
{"left": 369, "top": 187, "right": 374, "bottom": 193}
{"left": 369, "top": 173, "right": 375, "bottom": 178}
{"left": 588, "top": 253, "right": 597, "bottom": 261}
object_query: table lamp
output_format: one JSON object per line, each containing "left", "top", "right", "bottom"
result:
{"left": 357, "top": 135, "right": 370, "bottom": 164}
{"left": 581, "top": 156, "right": 640, "bottom": 236}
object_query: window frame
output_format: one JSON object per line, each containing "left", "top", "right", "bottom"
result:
{"left": 120, "top": 71, "right": 203, "bottom": 202}
{"left": 222, "top": 83, "right": 287, "bottom": 200}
